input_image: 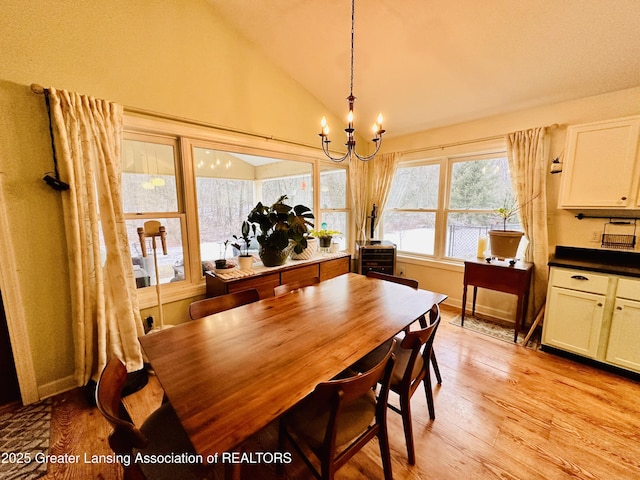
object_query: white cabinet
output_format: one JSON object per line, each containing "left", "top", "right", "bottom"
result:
{"left": 559, "top": 116, "right": 640, "bottom": 209}
{"left": 605, "top": 279, "right": 640, "bottom": 371}
{"left": 543, "top": 269, "right": 608, "bottom": 358}
{"left": 543, "top": 268, "right": 640, "bottom": 374}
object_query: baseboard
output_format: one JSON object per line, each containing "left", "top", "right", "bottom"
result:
{"left": 37, "top": 374, "right": 77, "bottom": 401}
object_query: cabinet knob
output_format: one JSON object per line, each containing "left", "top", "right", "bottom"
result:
{"left": 621, "top": 196, "right": 627, "bottom": 201}
{"left": 617, "top": 306, "right": 623, "bottom": 310}
{"left": 597, "top": 302, "right": 603, "bottom": 307}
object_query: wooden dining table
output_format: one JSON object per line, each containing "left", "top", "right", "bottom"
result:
{"left": 139, "top": 272, "right": 447, "bottom": 463}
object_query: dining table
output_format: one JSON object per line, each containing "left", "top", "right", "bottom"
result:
{"left": 139, "top": 272, "right": 447, "bottom": 467}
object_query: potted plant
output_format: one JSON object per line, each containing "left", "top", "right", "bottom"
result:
{"left": 232, "top": 220, "right": 256, "bottom": 270}
{"left": 311, "top": 228, "right": 341, "bottom": 249}
{"left": 247, "top": 195, "right": 314, "bottom": 267}
{"left": 488, "top": 195, "right": 524, "bottom": 260}
{"left": 215, "top": 240, "right": 230, "bottom": 269}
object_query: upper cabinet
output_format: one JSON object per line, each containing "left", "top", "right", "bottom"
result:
{"left": 559, "top": 116, "right": 640, "bottom": 209}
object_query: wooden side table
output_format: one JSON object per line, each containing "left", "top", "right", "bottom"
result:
{"left": 461, "top": 258, "right": 533, "bottom": 342}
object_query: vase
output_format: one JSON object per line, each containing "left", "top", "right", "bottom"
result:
{"left": 290, "top": 237, "right": 318, "bottom": 260}
{"left": 488, "top": 230, "right": 524, "bottom": 260}
{"left": 259, "top": 243, "right": 294, "bottom": 267}
{"left": 237, "top": 255, "right": 254, "bottom": 270}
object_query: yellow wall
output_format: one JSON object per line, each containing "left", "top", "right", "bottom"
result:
{"left": 384, "top": 87, "right": 640, "bottom": 317}
{"left": 0, "top": 0, "right": 338, "bottom": 397}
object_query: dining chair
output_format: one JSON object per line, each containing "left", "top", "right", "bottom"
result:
{"left": 95, "top": 357, "right": 213, "bottom": 480}
{"left": 277, "top": 340, "right": 396, "bottom": 480}
{"left": 273, "top": 276, "right": 320, "bottom": 297}
{"left": 365, "top": 271, "right": 442, "bottom": 384}
{"left": 188, "top": 288, "right": 259, "bottom": 319}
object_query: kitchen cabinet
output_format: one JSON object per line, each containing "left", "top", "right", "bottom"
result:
{"left": 559, "top": 116, "right": 640, "bottom": 209}
{"left": 543, "top": 266, "right": 640, "bottom": 374}
{"left": 605, "top": 279, "right": 640, "bottom": 371}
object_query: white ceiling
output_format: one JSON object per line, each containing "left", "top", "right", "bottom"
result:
{"left": 207, "top": 0, "right": 640, "bottom": 139}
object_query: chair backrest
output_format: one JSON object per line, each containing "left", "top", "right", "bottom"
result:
{"left": 314, "top": 339, "right": 396, "bottom": 467}
{"left": 398, "top": 303, "right": 441, "bottom": 388}
{"left": 188, "top": 288, "right": 259, "bottom": 320}
{"left": 95, "top": 358, "right": 148, "bottom": 456}
{"left": 366, "top": 271, "right": 419, "bottom": 290}
{"left": 273, "top": 277, "right": 320, "bottom": 297}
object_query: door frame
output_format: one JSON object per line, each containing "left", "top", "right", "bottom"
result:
{"left": 0, "top": 186, "right": 38, "bottom": 404}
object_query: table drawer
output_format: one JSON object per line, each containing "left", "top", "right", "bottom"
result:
{"left": 550, "top": 268, "right": 609, "bottom": 294}
{"left": 281, "top": 264, "right": 320, "bottom": 283}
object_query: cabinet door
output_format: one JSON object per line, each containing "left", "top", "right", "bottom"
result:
{"left": 559, "top": 117, "right": 640, "bottom": 208}
{"left": 542, "top": 287, "right": 606, "bottom": 358}
{"left": 605, "top": 298, "right": 640, "bottom": 372}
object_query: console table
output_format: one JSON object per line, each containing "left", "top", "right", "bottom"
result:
{"left": 205, "top": 252, "right": 351, "bottom": 299}
{"left": 461, "top": 258, "right": 533, "bottom": 342}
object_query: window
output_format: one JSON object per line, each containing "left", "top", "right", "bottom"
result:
{"left": 319, "top": 164, "right": 349, "bottom": 250}
{"left": 120, "top": 115, "right": 350, "bottom": 306}
{"left": 383, "top": 151, "right": 521, "bottom": 261}
{"left": 122, "top": 135, "right": 187, "bottom": 288}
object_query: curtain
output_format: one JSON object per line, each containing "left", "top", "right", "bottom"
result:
{"left": 506, "top": 127, "right": 549, "bottom": 326}
{"left": 49, "top": 88, "right": 144, "bottom": 385}
{"left": 349, "top": 155, "right": 369, "bottom": 243}
{"left": 368, "top": 152, "right": 400, "bottom": 234}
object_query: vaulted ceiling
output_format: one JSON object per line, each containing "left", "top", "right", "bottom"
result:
{"left": 207, "top": 0, "right": 640, "bottom": 139}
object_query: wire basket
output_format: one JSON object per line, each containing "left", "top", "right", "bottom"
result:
{"left": 601, "top": 220, "right": 637, "bottom": 249}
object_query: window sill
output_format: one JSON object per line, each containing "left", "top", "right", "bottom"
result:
{"left": 396, "top": 253, "right": 465, "bottom": 274}
{"left": 137, "top": 281, "right": 206, "bottom": 309}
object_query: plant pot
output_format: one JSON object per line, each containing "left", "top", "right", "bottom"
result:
{"left": 259, "top": 243, "right": 294, "bottom": 267}
{"left": 318, "top": 236, "right": 332, "bottom": 248}
{"left": 488, "top": 230, "right": 524, "bottom": 260}
{"left": 237, "top": 255, "right": 254, "bottom": 270}
{"left": 214, "top": 259, "right": 227, "bottom": 269}
{"left": 290, "top": 237, "right": 318, "bottom": 260}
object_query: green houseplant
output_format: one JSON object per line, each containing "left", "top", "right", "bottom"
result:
{"left": 488, "top": 195, "right": 525, "bottom": 260}
{"left": 232, "top": 220, "right": 256, "bottom": 270}
{"left": 247, "top": 195, "right": 314, "bottom": 266}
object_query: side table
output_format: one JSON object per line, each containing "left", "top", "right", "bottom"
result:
{"left": 461, "top": 258, "right": 533, "bottom": 342}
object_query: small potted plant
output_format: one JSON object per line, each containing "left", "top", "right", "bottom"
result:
{"left": 310, "top": 228, "right": 341, "bottom": 249}
{"left": 488, "top": 195, "right": 524, "bottom": 260}
{"left": 232, "top": 221, "right": 256, "bottom": 270}
{"left": 215, "top": 240, "right": 230, "bottom": 269}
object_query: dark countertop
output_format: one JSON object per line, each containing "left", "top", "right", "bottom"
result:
{"left": 548, "top": 246, "right": 640, "bottom": 278}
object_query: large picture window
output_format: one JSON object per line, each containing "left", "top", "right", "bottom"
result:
{"left": 383, "top": 151, "right": 521, "bottom": 261}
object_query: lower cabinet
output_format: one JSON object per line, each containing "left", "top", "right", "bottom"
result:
{"left": 543, "top": 267, "right": 640, "bottom": 374}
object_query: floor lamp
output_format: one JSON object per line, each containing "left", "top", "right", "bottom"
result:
{"left": 137, "top": 220, "right": 170, "bottom": 331}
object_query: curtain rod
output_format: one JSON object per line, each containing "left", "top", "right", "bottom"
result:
{"left": 31, "top": 83, "right": 318, "bottom": 151}
{"left": 399, "top": 123, "right": 560, "bottom": 155}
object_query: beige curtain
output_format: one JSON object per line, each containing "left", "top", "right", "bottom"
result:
{"left": 349, "top": 155, "right": 369, "bottom": 243}
{"left": 49, "top": 88, "right": 144, "bottom": 385}
{"left": 506, "top": 127, "right": 549, "bottom": 325}
{"left": 368, "top": 152, "right": 400, "bottom": 235}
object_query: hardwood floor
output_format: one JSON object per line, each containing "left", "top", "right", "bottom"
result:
{"left": 42, "top": 305, "right": 640, "bottom": 479}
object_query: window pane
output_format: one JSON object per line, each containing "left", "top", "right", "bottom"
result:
{"left": 126, "top": 218, "right": 185, "bottom": 287}
{"left": 122, "top": 139, "right": 178, "bottom": 213}
{"left": 449, "top": 157, "right": 512, "bottom": 210}
{"left": 319, "top": 212, "right": 348, "bottom": 250}
{"left": 387, "top": 164, "right": 439, "bottom": 209}
{"left": 445, "top": 212, "right": 494, "bottom": 259}
{"left": 320, "top": 166, "right": 347, "bottom": 209}
{"left": 260, "top": 160, "right": 313, "bottom": 208}
{"left": 383, "top": 211, "right": 436, "bottom": 255}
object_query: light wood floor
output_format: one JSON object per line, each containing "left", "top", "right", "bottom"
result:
{"left": 41, "top": 305, "right": 640, "bottom": 479}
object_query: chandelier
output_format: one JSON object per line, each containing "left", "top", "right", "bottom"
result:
{"left": 319, "top": 0, "right": 385, "bottom": 162}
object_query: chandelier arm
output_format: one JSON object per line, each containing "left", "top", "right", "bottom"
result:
{"left": 352, "top": 139, "right": 381, "bottom": 162}
{"left": 321, "top": 138, "right": 351, "bottom": 163}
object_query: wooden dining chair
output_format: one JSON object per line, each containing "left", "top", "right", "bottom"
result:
{"left": 95, "top": 358, "right": 213, "bottom": 480}
{"left": 273, "top": 276, "right": 320, "bottom": 297}
{"left": 365, "top": 271, "right": 442, "bottom": 384}
{"left": 278, "top": 340, "right": 396, "bottom": 480}
{"left": 188, "top": 288, "right": 259, "bottom": 319}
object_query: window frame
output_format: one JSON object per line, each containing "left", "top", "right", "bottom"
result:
{"left": 123, "top": 114, "right": 350, "bottom": 308}
{"left": 382, "top": 140, "right": 512, "bottom": 264}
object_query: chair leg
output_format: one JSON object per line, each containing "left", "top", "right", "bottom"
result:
{"left": 423, "top": 371, "right": 435, "bottom": 420}
{"left": 399, "top": 394, "right": 416, "bottom": 465}
{"left": 430, "top": 350, "right": 442, "bottom": 385}
{"left": 276, "top": 421, "right": 286, "bottom": 475}
{"left": 378, "top": 426, "right": 394, "bottom": 480}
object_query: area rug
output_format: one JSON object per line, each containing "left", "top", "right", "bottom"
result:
{"left": 0, "top": 398, "right": 52, "bottom": 480}
{"left": 450, "top": 314, "right": 540, "bottom": 349}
